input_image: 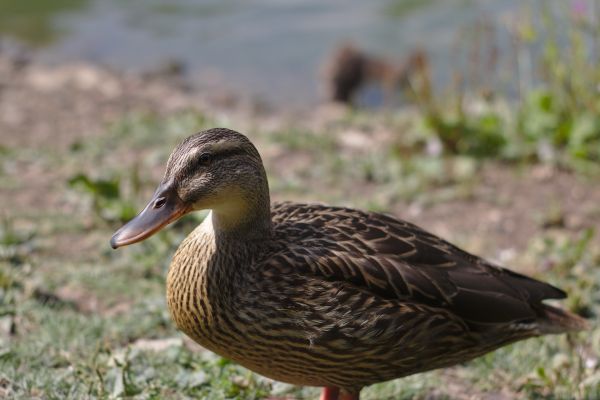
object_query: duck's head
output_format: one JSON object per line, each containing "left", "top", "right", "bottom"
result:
{"left": 110, "top": 128, "right": 270, "bottom": 249}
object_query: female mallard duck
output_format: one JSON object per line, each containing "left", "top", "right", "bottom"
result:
{"left": 111, "top": 128, "right": 586, "bottom": 400}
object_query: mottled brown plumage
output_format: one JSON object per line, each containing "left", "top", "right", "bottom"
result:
{"left": 111, "top": 128, "right": 587, "bottom": 400}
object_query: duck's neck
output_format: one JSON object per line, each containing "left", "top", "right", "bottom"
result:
{"left": 210, "top": 181, "right": 272, "bottom": 240}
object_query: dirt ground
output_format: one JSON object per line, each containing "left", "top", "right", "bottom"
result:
{"left": 2, "top": 54, "right": 599, "bottom": 266}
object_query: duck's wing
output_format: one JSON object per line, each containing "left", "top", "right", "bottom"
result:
{"left": 267, "top": 203, "right": 566, "bottom": 327}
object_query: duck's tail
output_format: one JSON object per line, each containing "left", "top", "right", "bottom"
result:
{"left": 537, "top": 304, "right": 590, "bottom": 334}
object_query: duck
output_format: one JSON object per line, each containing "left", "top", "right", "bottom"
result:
{"left": 110, "top": 128, "right": 587, "bottom": 400}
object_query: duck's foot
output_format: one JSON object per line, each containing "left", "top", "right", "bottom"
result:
{"left": 320, "top": 387, "right": 359, "bottom": 400}
{"left": 320, "top": 387, "right": 339, "bottom": 400}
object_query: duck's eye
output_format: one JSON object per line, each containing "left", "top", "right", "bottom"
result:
{"left": 197, "top": 152, "right": 212, "bottom": 165}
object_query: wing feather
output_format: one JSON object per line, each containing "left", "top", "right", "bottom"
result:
{"left": 267, "top": 202, "right": 565, "bottom": 326}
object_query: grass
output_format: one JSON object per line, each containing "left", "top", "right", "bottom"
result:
{"left": 402, "top": 0, "right": 600, "bottom": 174}
{"left": 1, "top": 102, "right": 599, "bottom": 399}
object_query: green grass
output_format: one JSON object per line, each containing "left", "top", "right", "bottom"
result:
{"left": 1, "top": 104, "right": 599, "bottom": 399}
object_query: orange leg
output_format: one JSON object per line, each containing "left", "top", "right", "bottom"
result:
{"left": 320, "top": 387, "right": 340, "bottom": 400}
{"left": 320, "top": 387, "right": 359, "bottom": 400}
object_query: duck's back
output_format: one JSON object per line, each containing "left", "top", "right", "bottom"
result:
{"left": 266, "top": 201, "right": 586, "bottom": 341}
{"left": 268, "top": 201, "right": 567, "bottom": 325}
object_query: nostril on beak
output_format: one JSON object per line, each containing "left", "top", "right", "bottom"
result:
{"left": 153, "top": 197, "right": 167, "bottom": 209}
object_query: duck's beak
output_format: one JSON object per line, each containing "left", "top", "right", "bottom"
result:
{"left": 110, "top": 183, "right": 190, "bottom": 249}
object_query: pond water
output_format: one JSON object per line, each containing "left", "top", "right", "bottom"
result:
{"left": 2, "top": 0, "right": 534, "bottom": 108}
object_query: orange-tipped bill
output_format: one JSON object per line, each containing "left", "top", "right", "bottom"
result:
{"left": 110, "top": 184, "right": 190, "bottom": 249}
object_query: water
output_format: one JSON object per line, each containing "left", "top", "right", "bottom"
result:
{"left": 0, "top": 0, "right": 527, "bottom": 107}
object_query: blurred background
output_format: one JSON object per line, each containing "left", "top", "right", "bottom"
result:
{"left": 0, "top": 0, "right": 547, "bottom": 107}
{"left": 1, "top": 1, "right": 599, "bottom": 399}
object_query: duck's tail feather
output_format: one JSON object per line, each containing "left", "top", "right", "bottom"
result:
{"left": 537, "top": 304, "right": 590, "bottom": 334}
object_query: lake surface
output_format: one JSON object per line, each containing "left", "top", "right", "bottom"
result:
{"left": 1, "top": 0, "right": 534, "bottom": 107}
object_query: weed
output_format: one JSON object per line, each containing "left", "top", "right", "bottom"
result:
{"left": 401, "top": 1, "right": 600, "bottom": 172}
{"left": 68, "top": 171, "right": 139, "bottom": 225}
